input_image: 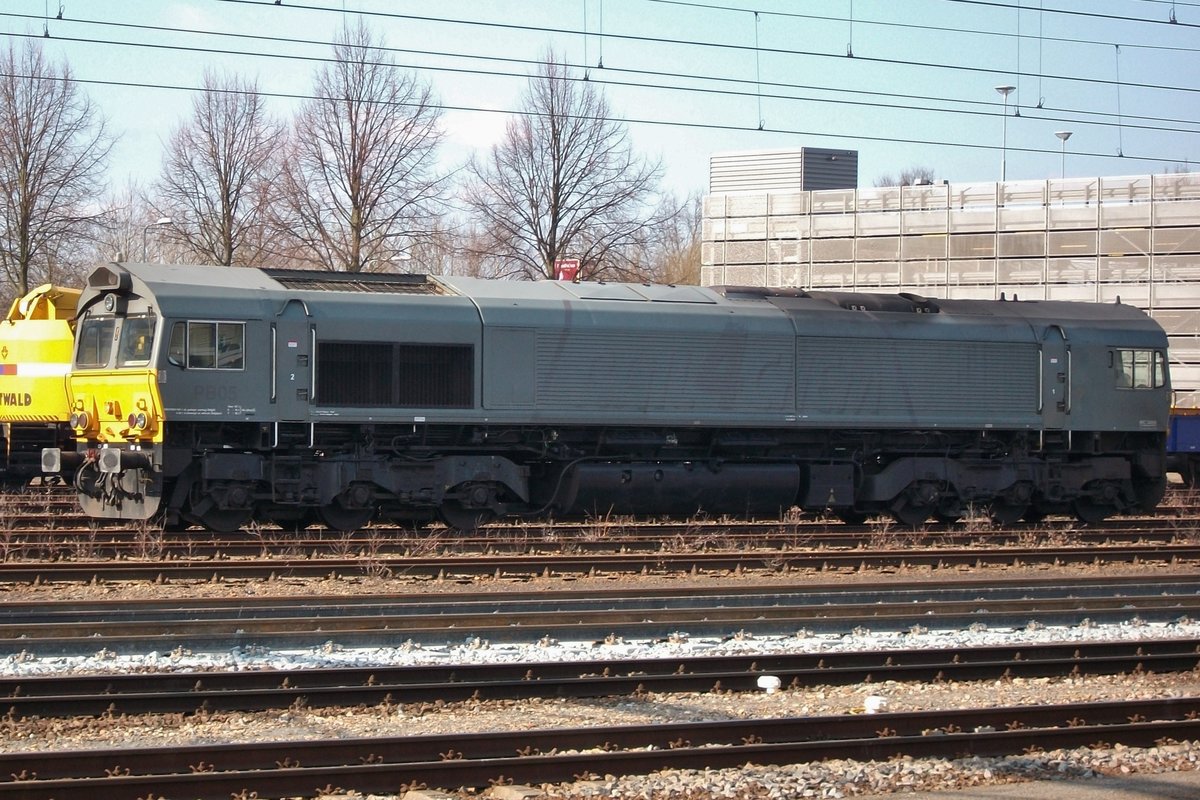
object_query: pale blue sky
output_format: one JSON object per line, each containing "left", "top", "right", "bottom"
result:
{"left": 2, "top": 0, "right": 1197, "bottom": 196}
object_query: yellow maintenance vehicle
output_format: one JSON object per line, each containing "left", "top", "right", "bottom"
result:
{"left": 0, "top": 284, "right": 80, "bottom": 480}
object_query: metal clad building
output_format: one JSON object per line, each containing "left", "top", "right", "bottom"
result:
{"left": 700, "top": 171, "right": 1200, "bottom": 407}
{"left": 709, "top": 148, "right": 859, "bottom": 193}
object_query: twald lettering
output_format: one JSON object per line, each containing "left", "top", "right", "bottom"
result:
{"left": 0, "top": 393, "right": 32, "bottom": 407}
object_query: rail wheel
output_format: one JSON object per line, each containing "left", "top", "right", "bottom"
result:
{"left": 1022, "top": 507, "right": 1048, "bottom": 523}
{"left": 194, "top": 507, "right": 252, "bottom": 534}
{"left": 191, "top": 481, "right": 255, "bottom": 533}
{"left": 891, "top": 482, "right": 937, "bottom": 527}
{"left": 988, "top": 501, "right": 1028, "bottom": 526}
{"left": 317, "top": 504, "right": 374, "bottom": 533}
{"left": 890, "top": 499, "right": 931, "bottom": 527}
{"left": 439, "top": 500, "right": 495, "bottom": 533}
{"left": 1073, "top": 499, "right": 1112, "bottom": 524}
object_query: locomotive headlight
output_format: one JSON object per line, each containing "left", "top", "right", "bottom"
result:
{"left": 70, "top": 411, "right": 89, "bottom": 431}
{"left": 127, "top": 412, "right": 147, "bottom": 430}
{"left": 103, "top": 293, "right": 117, "bottom": 312}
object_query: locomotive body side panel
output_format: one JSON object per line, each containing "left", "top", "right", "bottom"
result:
{"left": 472, "top": 282, "right": 797, "bottom": 424}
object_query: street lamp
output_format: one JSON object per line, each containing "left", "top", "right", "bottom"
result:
{"left": 142, "top": 217, "right": 173, "bottom": 262}
{"left": 995, "top": 85, "right": 1016, "bottom": 182}
{"left": 1054, "top": 130, "right": 1073, "bottom": 179}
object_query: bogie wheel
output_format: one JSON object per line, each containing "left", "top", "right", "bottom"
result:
{"left": 439, "top": 500, "right": 495, "bottom": 533}
{"left": 1022, "top": 508, "right": 1048, "bottom": 524}
{"left": 1073, "top": 499, "right": 1112, "bottom": 524}
{"left": 317, "top": 504, "right": 374, "bottom": 533}
{"left": 193, "top": 507, "right": 252, "bottom": 534}
{"left": 890, "top": 500, "right": 931, "bottom": 527}
{"left": 988, "top": 501, "right": 1028, "bottom": 526}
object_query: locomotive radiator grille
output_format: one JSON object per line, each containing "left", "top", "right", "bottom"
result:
{"left": 317, "top": 341, "right": 473, "bottom": 408}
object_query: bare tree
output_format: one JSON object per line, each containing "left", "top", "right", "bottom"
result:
{"left": 150, "top": 71, "right": 284, "bottom": 266}
{"left": 463, "top": 52, "right": 675, "bottom": 282}
{"left": 644, "top": 193, "right": 702, "bottom": 285}
{"left": 0, "top": 39, "right": 113, "bottom": 296}
{"left": 93, "top": 180, "right": 151, "bottom": 262}
{"left": 274, "top": 21, "right": 445, "bottom": 272}
{"left": 874, "top": 166, "right": 938, "bottom": 187}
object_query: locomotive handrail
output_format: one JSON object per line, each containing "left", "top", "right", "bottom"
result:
{"left": 1070, "top": 347, "right": 1080, "bottom": 417}
{"left": 1037, "top": 349, "right": 1043, "bottom": 414}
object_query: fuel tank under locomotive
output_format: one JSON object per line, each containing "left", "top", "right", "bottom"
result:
{"left": 554, "top": 462, "right": 802, "bottom": 518}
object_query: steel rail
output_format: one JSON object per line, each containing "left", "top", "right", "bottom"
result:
{"left": 1, "top": 542, "right": 1199, "bottom": 584}
{"left": 2, "top": 638, "right": 1197, "bottom": 719}
{"left": 0, "top": 523, "right": 1193, "bottom": 560}
{"left": 2, "top": 699, "right": 1198, "bottom": 799}
{"left": 1, "top": 576, "right": 1199, "bottom": 654}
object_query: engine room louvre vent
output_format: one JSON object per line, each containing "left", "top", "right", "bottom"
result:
{"left": 264, "top": 269, "right": 446, "bottom": 295}
{"left": 317, "top": 341, "right": 473, "bottom": 408}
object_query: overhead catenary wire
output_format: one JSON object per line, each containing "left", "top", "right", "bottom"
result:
{"left": 3, "top": 25, "right": 1196, "bottom": 148}
{"left": 0, "top": 65, "right": 1188, "bottom": 168}
{"left": 943, "top": 0, "right": 1200, "bottom": 28}
{"left": 10, "top": 9, "right": 1200, "bottom": 131}
{"left": 646, "top": 0, "right": 1200, "bottom": 53}
{"left": 9, "top": 11, "right": 1200, "bottom": 125}
{"left": 206, "top": 0, "right": 1200, "bottom": 75}
{"left": 1, "top": 1, "right": 1195, "bottom": 170}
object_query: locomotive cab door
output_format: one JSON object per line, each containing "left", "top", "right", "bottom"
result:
{"left": 1041, "top": 325, "right": 1069, "bottom": 429}
{"left": 273, "top": 298, "right": 313, "bottom": 422}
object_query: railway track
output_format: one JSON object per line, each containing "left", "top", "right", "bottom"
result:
{"left": 3, "top": 637, "right": 1197, "bottom": 719}
{"left": 0, "top": 518, "right": 1197, "bottom": 561}
{"left": 3, "top": 698, "right": 1198, "bottom": 800}
{"left": 3, "top": 576, "right": 1199, "bottom": 654}
{"left": 1, "top": 541, "right": 1197, "bottom": 585}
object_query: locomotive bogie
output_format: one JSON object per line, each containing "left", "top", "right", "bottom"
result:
{"left": 48, "top": 264, "right": 1171, "bottom": 531}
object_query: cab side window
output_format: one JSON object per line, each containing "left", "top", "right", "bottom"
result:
{"left": 1114, "top": 349, "right": 1166, "bottom": 390}
{"left": 169, "top": 321, "right": 245, "bottom": 370}
{"left": 189, "top": 323, "right": 216, "bottom": 369}
{"left": 216, "top": 323, "right": 244, "bottom": 369}
{"left": 168, "top": 322, "right": 186, "bottom": 365}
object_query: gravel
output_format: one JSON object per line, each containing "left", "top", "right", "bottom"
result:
{"left": 4, "top": 567, "right": 1200, "bottom": 798}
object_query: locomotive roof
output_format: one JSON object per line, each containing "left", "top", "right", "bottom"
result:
{"left": 84, "top": 262, "right": 1160, "bottom": 334}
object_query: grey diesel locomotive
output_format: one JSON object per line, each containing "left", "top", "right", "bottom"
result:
{"left": 44, "top": 262, "right": 1170, "bottom": 532}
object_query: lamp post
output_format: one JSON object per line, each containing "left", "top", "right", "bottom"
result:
{"left": 142, "top": 217, "right": 173, "bottom": 262}
{"left": 1054, "top": 130, "right": 1073, "bottom": 179}
{"left": 995, "top": 85, "right": 1016, "bottom": 182}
